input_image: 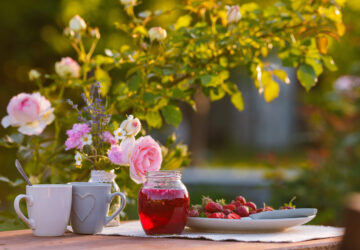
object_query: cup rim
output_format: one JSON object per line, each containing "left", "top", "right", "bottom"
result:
{"left": 69, "top": 182, "right": 111, "bottom": 187}
{"left": 27, "top": 184, "right": 72, "bottom": 188}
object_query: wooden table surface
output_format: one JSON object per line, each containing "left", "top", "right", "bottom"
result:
{"left": 0, "top": 226, "right": 342, "bottom": 250}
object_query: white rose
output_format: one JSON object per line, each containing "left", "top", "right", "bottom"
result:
{"left": 227, "top": 5, "right": 241, "bottom": 24}
{"left": 28, "top": 69, "right": 41, "bottom": 81}
{"left": 55, "top": 57, "right": 80, "bottom": 78}
{"left": 120, "top": 115, "right": 141, "bottom": 137}
{"left": 120, "top": 0, "right": 137, "bottom": 6}
{"left": 148, "top": 27, "right": 167, "bottom": 42}
{"left": 69, "top": 15, "right": 87, "bottom": 32}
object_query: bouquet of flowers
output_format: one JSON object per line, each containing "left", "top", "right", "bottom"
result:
{"left": 65, "top": 83, "right": 162, "bottom": 184}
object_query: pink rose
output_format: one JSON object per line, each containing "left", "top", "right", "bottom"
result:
{"left": 65, "top": 123, "right": 91, "bottom": 150}
{"left": 108, "top": 145, "right": 127, "bottom": 165}
{"left": 227, "top": 5, "right": 241, "bottom": 24}
{"left": 129, "top": 136, "right": 162, "bottom": 184}
{"left": 55, "top": 57, "right": 80, "bottom": 78}
{"left": 107, "top": 137, "right": 135, "bottom": 166}
{"left": 1, "top": 92, "right": 55, "bottom": 135}
{"left": 102, "top": 131, "right": 117, "bottom": 145}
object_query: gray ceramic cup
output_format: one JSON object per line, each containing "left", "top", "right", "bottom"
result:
{"left": 70, "top": 182, "right": 126, "bottom": 234}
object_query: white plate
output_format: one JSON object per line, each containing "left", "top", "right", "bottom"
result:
{"left": 186, "top": 215, "right": 316, "bottom": 232}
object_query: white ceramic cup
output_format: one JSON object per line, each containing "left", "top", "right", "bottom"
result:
{"left": 14, "top": 184, "right": 72, "bottom": 236}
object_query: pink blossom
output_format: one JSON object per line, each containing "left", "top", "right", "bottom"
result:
{"left": 1, "top": 92, "right": 54, "bottom": 135}
{"left": 102, "top": 131, "right": 117, "bottom": 145}
{"left": 108, "top": 145, "right": 128, "bottom": 165}
{"left": 65, "top": 123, "right": 91, "bottom": 150}
{"left": 129, "top": 136, "right": 162, "bottom": 184}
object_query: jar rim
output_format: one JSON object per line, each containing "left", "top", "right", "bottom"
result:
{"left": 146, "top": 170, "right": 181, "bottom": 179}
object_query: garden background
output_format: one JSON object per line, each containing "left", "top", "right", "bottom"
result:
{"left": 0, "top": 0, "right": 359, "bottom": 230}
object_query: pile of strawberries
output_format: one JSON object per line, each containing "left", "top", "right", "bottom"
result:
{"left": 189, "top": 195, "right": 293, "bottom": 219}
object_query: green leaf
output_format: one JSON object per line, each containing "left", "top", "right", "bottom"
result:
{"left": 200, "top": 75, "right": 212, "bottom": 86}
{"left": 297, "top": 64, "right": 317, "bottom": 91}
{"left": 144, "top": 92, "right": 160, "bottom": 104}
{"left": 322, "top": 56, "right": 338, "bottom": 71}
{"left": 146, "top": 110, "right": 162, "bottom": 128}
{"left": 128, "top": 72, "right": 142, "bottom": 91}
{"left": 161, "top": 105, "right": 182, "bottom": 127}
{"left": 305, "top": 58, "right": 323, "bottom": 76}
{"left": 175, "top": 15, "right": 192, "bottom": 30}
{"left": 95, "top": 68, "right": 111, "bottom": 96}
{"left": 272, "top": 69, "right": 290, "bottom": 84}
{"left": 230, "top": 91, "right": 244, "bottom": 111}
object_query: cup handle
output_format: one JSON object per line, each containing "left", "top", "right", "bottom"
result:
{"left": 14, "top": 194, "right": 35, "bottom": 229}
{"left": 105, "top": 192, "right": 126, "bottom": 225}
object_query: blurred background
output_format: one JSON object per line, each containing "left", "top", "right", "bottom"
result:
{"left": 0, "top": 0, "right": 359, "bottom": 230}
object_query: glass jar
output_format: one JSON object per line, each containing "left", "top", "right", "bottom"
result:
{"left": 89, "top": 170, "right": 121, "bottom": 227}
{"left": 138, "top": 170, "right": 190, "bottom": 235}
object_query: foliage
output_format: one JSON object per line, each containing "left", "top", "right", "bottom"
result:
{"left": 0, "top": 0, "right": 344, "bottom": 227}
{"left": 272, "top": 79, "right": 360, "bottom": 225}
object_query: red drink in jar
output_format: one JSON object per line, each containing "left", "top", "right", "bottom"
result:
{"left": 138, "top": 171, "right": 189, "bottom": 235}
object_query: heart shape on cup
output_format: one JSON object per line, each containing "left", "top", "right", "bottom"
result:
{"left": 73, "top": 193, "right": 96, "bottom": 222}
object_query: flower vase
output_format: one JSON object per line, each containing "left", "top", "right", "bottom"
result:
{"left": 88, "top": 170, "right": 122, "bottom": 227}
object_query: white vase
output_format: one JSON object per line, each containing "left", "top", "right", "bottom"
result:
{"left": 89, "top": 170, "right": 121, "bottom": 227}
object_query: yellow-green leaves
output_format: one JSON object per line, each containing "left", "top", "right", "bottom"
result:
{"left": 230, "top": 91, "right": 244, "bottom": 111}
{"left": 146, "top": 110, "right": 162, "bottom": 128}
{"left": 95, "top": 68, "right": 111, "bottom": 96}
{"left": 161, "top": 105, "right": 182, "bottom": 127}
{"left": 273, "top": 69, "right": 290, "bottom": 85}
{"left": 264, "top": 81, "right": 280, "bottom": 103}
{"left": 316, "top": 36, "right": 328, "bottom": 54}
{"left": 175, "top": 15, "right": 192, "bottom": 30}
{"left": 322, "top": 56, "right": 338, "bottom": 71}
{"left": 297, "top": 64, "right": 317, "bottom": 91}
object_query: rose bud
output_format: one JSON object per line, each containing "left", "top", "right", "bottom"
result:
{"left": 55, "top": 57, "right": 80, "bottom": 78}
{"left": 148, "top": 27, "right": 167, "bottom": 42}
{"left": 227, "top": 5, "right": 241, "bottom": 24}
{"left": 120, "top": 0, "right": 137, "bottom": 6}
{"left": 28, "top": 69, "right": 41, "bottom": 81}
{"left": 69, "top": 15, "right": 87, "bottom": 32}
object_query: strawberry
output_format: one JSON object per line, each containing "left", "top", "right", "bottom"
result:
{"left": 235, "top": 205, "right": 249, "bottom": 217}
{"left": 231, "top": 200, "right": 243, "bottom": 207}
{"left": 223, "top": 209, "right": 232, "bottom": 215}
{"left": 204, "top": 212, "right": 212, "bottom": 217}
{"left": 256, "top": 208, "right": 264, "bottom": 213}
{"left": 202, "top": 196, "right": 214, "bottom": 206}
{"left": 223, "top": 204, "right": 236, "bottom": 211}
{"left": 189, "top": 208, "right": 199, "bottom": 217}
{"left": 226, "top": 213, "right": 241, "bottom": 219}
{"left": 205, "top": 201, "right": 223, "bottom": 213}
{"left": 245, "top": 202, "right": 257, "bottom": 211}
{"left": 235, "top": 196, "right": 246, "bottom": 205}
{"left": 209, "top": 212, "right": 225, "bottom": 219}
{"left": 264, "top": 206, "right": 274, "bottom": 211}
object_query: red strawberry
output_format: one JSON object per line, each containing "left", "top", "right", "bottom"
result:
{"left": 235, "top": 205, "right": 249, "bottom": 217}
{"left": 223, "top": 204, "right": 236, "bottom": 211}
{"left": 209, "top": 212, "right": 225, "bottom": 219}
{"left": 223, "top": 209, "right": 232, "bottom": 215}
{"left": 235, "top": 196, "right": 246, "bottom": 205}
{"left": 205, "top": 212, "right": 212, "bottom": 217}
{"left": 256, "top": 208, "right": 264, "bottom": 213}
{"left": 231, "top": 200, "right": 243, "bottom": 207}
{"left": 280, "top": 206, "right": 295, "bottom": 210}
{"left": 189, "top": 208, "right": 199, "bottom": 217}
{"left": 205, "top": 201, "right": 223, "bottom": 213}
{"left": 264, "top": 206, "right": 274, "bottom": 211}
{"left": 226, "top": 213, "right": 241, "bottom": 219}
{"left": 245, "top": 202, "right": 257, "bottom": 211}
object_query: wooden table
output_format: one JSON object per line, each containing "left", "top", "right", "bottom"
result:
{"left": 0, "top": 228, "right": 342, "bottom": 250}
